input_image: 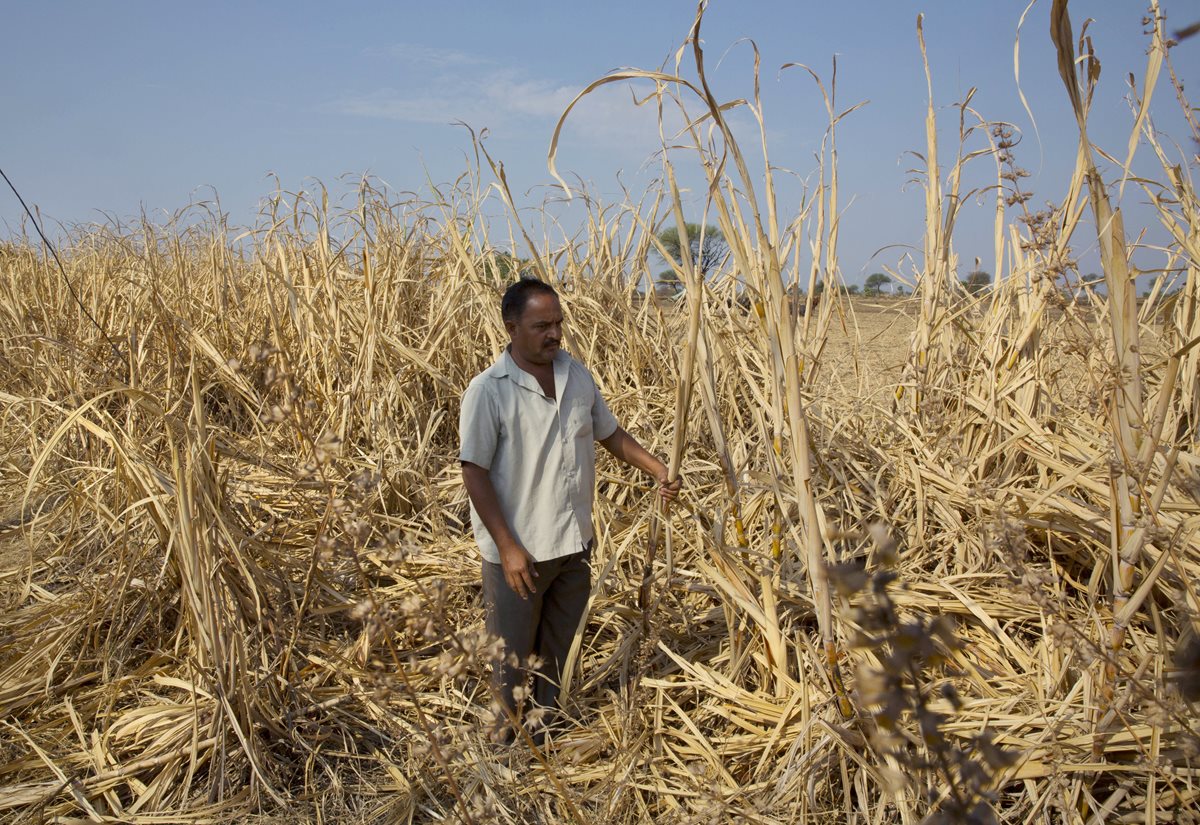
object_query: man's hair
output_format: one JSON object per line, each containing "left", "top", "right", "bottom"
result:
{"left": 501, "top": 278, "right": 557, "bottom": 324}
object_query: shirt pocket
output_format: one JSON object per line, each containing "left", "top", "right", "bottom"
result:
{"left": 565, "top": 402, "right": 592, "bottom": 439}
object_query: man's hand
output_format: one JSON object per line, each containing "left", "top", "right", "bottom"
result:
{"left": 498, "top": 541, "right": 538, "bottom": 600}
{"left": 656, "top": 467, "right": 682, "bottom": 503}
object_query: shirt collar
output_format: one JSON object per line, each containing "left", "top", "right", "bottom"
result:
{"left": 489, "top": 348, "right": 570, "bottom": 399}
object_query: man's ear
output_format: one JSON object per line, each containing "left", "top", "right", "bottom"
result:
{"left": 503, "top": 319, "right": 516, "bottom": 336}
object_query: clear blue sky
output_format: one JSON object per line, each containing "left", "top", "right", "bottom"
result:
{"left": 2, "top": 1, "right": 1197, "bottom": 285}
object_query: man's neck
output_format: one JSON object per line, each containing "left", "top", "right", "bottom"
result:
{"left": 507, "top": 346, "right": 556, "bottom": 399}
{"left": 507, "top": 345, "right": 554, "bottom": 375}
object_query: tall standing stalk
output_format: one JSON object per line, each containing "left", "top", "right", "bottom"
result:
{"left": 548, "top": 2, "right": 851, "bottom": 709}
{"left": 1050, "top": 0, "right": 1152, "bottom": 750}
{"left": 684, "top": 9, "right": 850, "bottom": 711}
{"left": 636, "top": 159, "right": 702, "bottom": 638}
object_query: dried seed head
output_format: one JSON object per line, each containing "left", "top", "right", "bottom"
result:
{"left": 867, "top": 522, "right": 898, "bottom": 566}
{"left": 316, "top": 534, "right": 336, "bottom": 562}
{"left": 346, "top": 518, "right": 369, "bottom": 541}
{"left": 349, "top": 470, "right": 378, "bottom": 496}
{"left": 315, "top": 429, "right": 343, "bottom": 465}
{"left": 259, "top": 405, "right": 286, "bottom": 424}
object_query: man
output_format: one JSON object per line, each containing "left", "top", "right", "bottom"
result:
{"left": 459, "top": 278, "right": 679, "bottom": 740}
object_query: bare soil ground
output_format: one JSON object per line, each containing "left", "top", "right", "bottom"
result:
{"left": 811, "top": 297, "right": 916, "bottom": 402}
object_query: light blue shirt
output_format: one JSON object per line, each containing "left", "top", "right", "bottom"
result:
{"left": 459, "top": 348, "right": 619, "bottom": 563}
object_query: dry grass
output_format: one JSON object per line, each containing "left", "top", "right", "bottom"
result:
{"left": 1, "top": 2, "right": 1199, "bottom": 823}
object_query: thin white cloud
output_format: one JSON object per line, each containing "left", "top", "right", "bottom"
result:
{"left": 482, "top": 74, "right": 576, "bottom": 118}
{"left": 334, "top": 87, "right": 488, "bottom": 125}
{"left": 365, "top": 43, "right": 491, "bottom": 69}
{"left": 331, "top": 67, "right": 688, "bottom": 152}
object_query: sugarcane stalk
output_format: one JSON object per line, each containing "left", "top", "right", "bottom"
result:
{"left": 1050, "top": 0, "right": 1153, "bottom": 755}
{"left": 637, "top": 161, "right": 703, "bottom": 636}
{"left": 680, "top": 11, "right": 850, "bottom": 715}
{"left": 696, "top": 322, "right": 748, "bottom": 555}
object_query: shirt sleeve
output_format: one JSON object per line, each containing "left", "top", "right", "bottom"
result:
{"left": 459, "top": 380, "right": 498, "bottom": 469}
{"left": 591, "top": 379, "right": 619, "bottom": 442}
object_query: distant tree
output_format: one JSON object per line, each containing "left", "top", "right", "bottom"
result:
{"left": 962, "top": 269, "right": 991, "bottom": 295}
{"left": 654, "top": 222, "right": 729, "bottom": 295}
{"left": 783, "top": 283, "right": 806, "bottom": 317}
{"left": 846, "top": 284, "right": 861, "bottom": 296}
{"left": 482, "top": 250, "right": 533, "bottom": 285}
{"left": 655, "top": 269, "right": 682, "bottom": 299}
{"left": 864, "top": 272, "right": 891, "bottom": 296}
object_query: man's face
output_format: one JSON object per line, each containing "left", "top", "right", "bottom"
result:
{"left": 506, "top": 292, "right": 563, "bottom": 366}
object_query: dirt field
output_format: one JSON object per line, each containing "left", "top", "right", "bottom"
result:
{"left": 819, "top": 297, "right": 916, "bottom": 397}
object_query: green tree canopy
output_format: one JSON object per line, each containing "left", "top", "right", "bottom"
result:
{"left": 962, "top": 270, "right": 991, "bottom": 295}
{"left": 654, "top": 223, "right": 729, "bottom": 293}
{"left": 655, "top": 268, "right": 682, "bottom": 299}
{"left": 482, "top": 250, "right": 533, "bottom": 286}
{"left": 864, "top": 272, "right": 891, "bottom": 296}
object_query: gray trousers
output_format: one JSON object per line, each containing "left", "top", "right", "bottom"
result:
{"left": 481, "top": 545, "right": 592, "bottom": 720}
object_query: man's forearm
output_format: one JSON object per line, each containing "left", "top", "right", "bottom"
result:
{"left": 599, "top": 427, "right": 670, "bottom": 480}
{"left": 461, "top": 462, "right": 520, "bottom": 550}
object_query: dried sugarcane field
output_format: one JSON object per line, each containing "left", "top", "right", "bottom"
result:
{"left": 2, "top": 2, "right": 1200, "bottom": 823}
